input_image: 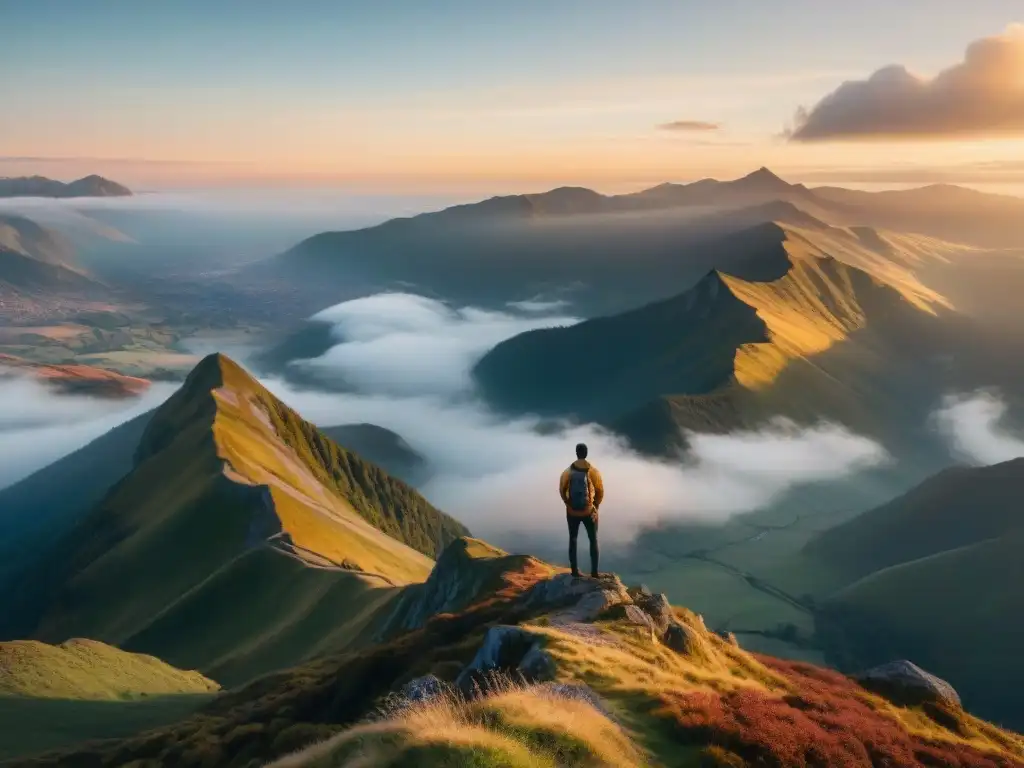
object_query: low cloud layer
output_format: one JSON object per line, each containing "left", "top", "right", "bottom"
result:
{"left": 275, "top": 293, "right": 888, "bottom": 543}
{"left": 296, "top": 293, "right": 578, "bottom": 396}
{"left": 0, "top": 377, "right": 177, "bottom": 489}
{"left": 0, "top": 292, "right": 892, "bottom": 546}
{"left": 791, "top": 25, "right": 1024, "bottom": 141}
{"left": 933, "top": 390, "right": 1024, "bottom": 465}
{"left": 658, "top": 120, "right": 722, "bottom": 132}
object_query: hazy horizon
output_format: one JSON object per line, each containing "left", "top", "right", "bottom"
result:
{"left": 3, "top": 4, "right": 1024, "bottom": 190}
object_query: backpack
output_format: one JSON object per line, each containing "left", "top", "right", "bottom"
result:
{"left": 567, "top": 466, "right": 590, "bottom": 511}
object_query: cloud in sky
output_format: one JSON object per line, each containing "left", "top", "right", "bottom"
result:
{"left": 933, "top": 390, "right": 1024, "bottom": 466}
{"left": 790, "top": 25, "right": 1024, "bottom": 142}
{"left": 658, "top": 120, "right": 722, "bottom": 132}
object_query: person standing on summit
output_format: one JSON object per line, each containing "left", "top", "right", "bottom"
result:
{"left": 559, "top": 442, "right": 604, "bottom": 578}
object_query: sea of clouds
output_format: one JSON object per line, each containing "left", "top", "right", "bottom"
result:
{"left": 256, "top": 292, "right": 891, "bottom": 543}
{"left": 3, "top": 291, "right": 1023, "bottom": 546}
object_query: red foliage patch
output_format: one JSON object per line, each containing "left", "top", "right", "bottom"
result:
{"left": 656, "top": 656, "right": 1022, "bottom": 768}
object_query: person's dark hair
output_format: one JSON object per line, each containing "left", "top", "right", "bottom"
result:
{"left": 576, "top": 442, "right": 588, "bottom": 459}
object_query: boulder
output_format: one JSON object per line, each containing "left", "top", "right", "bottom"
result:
{"left": 717, "top": 630, "right": 740, "bottom": 647}
{"left": 519, "top": 645, "right": 558, "bottom": 683}
{"left": 600, "top": 603, "right": 657, "bottom": 635}
{"left": 663, "top": 621, "right": 699, "bottom": 656}
{"left": 400, "top": 674, "right": 446, "bottom": 704}
{"left": 455, "top": 625, "right": 556, "bottom": 696}
{"left": 526, "top": 573, "right": 631, "bottom": 625}
{"left": 855, "top": 660, "right": 961, "bottom": 708}
{"left": 633, "top": 592, "right": 675, "bottom": 634}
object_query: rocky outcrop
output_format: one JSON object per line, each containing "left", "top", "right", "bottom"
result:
{"left": 377, "top": 538, "right": 516, "bottom": 639}
{"left": 455, "top": 626, "right": 555, "bottom": 696}
{"left": 664, "top": 622, "right": 699, "bottom": 655}
{"left": 525, "top": 573, "right": 631, "bottom": 624}
{"left": 400, "top": 674, "right": 446, "bottom": 704}
{"left": 855, "top": 660, "right": 961, "bottom": 708}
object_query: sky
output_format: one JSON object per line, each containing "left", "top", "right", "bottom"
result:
{"left": 2, "top": 1, "right": 1024, "bottom": 191}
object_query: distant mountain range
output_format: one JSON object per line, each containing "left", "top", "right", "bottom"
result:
{"left": 246, "top": 168, "right": 1024, "bottom": 322}
{"left": 807, "top": 458, "right": 1024, "bottom": 728}
{"left": 0, "top": 175, "right": 132, "bottom": 199}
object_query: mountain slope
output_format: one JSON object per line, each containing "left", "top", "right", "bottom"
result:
{"left": 805, "top": 458, "right": 1024, "bottom": 582}
{"left": 2, "top": 353, "right": 468, "bottom": 683}
{"left": 0, "top": 214, "right": 76, "bottom": 266}
{"left": 0, "top": 638, "right": 218, "bottom": 700}
{"left": 472, "top": 220, "right": 952, "bottom": 454}
{"left": 18, "top": 543, "right": 1024, "bottom": 768}
{"left": 0, "top": 412, "right": 153, "bottom": 590}
{"left": 0, "top": 246, "right": 101, "bottom": 295}
{"left": 806, "top": 458, "right": 1024, "bottom": 728}
{"left": 0, "top": 175, "right": 131, "bottom": 199}
{"left": 321, "top": 423, "right": 429, "bottom": 486}
{"left": 813, "top": 183, "right": 1024, "bottom": 248}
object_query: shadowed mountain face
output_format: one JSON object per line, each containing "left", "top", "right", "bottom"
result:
{"left": 470, "top": 220, "right": 975, "bottom": 459}
{"left": 0, "top": 175, "right": 132, "bottom": 199}
{"left": 0, "top": 353, "right": 468, "bottom": 685}
{"left": 808, "top": 458, "right": 1024, "bottom": 729}
{"left": 321, "top": 423, "right": 430, "bottom": 487}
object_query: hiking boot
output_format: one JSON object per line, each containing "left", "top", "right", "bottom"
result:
{"left": 571, "top": 570, "right": 582, "bottom": 579}
{"left": 590, "top": 571, "right": 600, "bottom": 579}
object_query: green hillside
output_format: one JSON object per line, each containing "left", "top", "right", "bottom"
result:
{"left": 4, "top": 353, "right": 468, "bottom": 684}
{"left": 0, "top": 638, "right": 218, "bottom": 700}
{"left": 805, "top": 458, "right": 1024, "bottom": 582}
{"left": 808, "top": 458, "right": 1024, "bottom": 728}
{"left": 0, "top": 638, "right": 218, "bottom": 761}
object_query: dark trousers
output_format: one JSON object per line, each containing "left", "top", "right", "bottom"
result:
{"left": 567, "top": 513, "right": 599, "bottom": 575}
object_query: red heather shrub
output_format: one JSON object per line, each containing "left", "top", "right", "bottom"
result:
{"left": 656, "top": 655, "right": 1021, "bottom": 768}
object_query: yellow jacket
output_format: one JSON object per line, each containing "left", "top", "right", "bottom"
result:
{"left": 559, "top": 459, "right": 604, "bottom": 517}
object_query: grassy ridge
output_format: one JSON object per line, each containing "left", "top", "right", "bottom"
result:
{"left": 11, "top": 353, "right": 465, "bottom": 688}
{"left": 0, "top": 639, "right": 218, "bottom": 700}
{"left": 17, "top": 552, "right": 1022, "bottom": 768}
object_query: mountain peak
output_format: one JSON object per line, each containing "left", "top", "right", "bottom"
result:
{"left": 134, "top": 352, "right": 256, "bottom": 464}
{"left": 735, "top": 166, "right": 791, "bottom": 189}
